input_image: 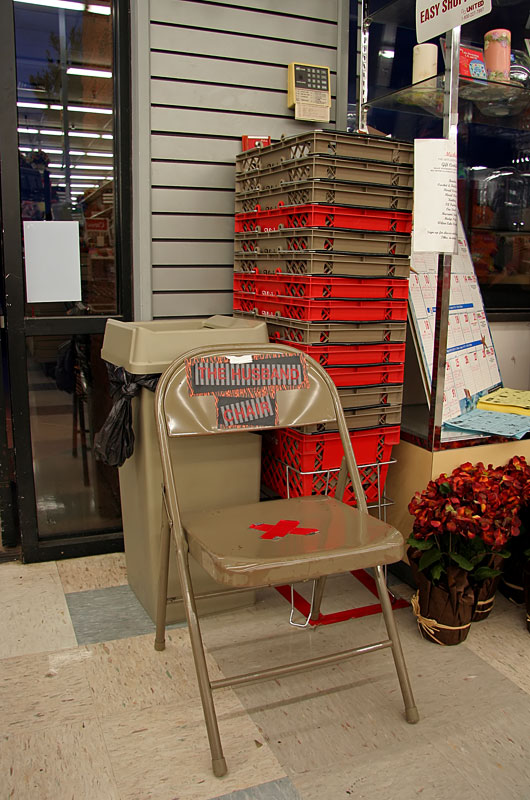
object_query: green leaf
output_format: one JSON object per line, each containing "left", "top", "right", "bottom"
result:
{"left": 449, "top": 552, "right": 474, "bottom": 571}
{"left": 439, "top": 482, "right": 451, "bottom": 496}
{"left": 497, "top": 549, "right": 511, "bottom": 559}
{"left": 406, "top": 538, "right": 434, "bottom": 551}
{"left": 473, "top": 567, "right": 502, "bottom": 581}
{"left": 431, "top": 563, "right": 444, "bottom": 581}
{"left": 419, "top": 547, "right": 442, "bottom": 571}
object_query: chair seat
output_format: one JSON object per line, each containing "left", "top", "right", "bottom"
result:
{"left": 183, "top": 495, "right": 404, "bottom": 588}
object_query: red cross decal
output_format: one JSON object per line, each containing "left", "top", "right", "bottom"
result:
{"left": 250, "top": 519, "right": 318, "bottom": 540}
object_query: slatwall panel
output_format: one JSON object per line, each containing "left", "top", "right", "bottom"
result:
{"left": 148, "top": 0, "right": 341, "bottom": 318}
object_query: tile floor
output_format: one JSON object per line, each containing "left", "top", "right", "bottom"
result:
{"left": 0, "top": 554, "right": 529, "bottom": 799}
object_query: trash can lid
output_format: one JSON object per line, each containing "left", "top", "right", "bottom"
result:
{"left": 101, "top": 316, "right": 269, "bottom": 374}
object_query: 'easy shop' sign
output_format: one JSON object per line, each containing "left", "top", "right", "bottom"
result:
{"left": 416, "top": 0, "right": 491, "bottom": 43}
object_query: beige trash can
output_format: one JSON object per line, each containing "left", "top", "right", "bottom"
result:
{"left": 101, "top": 316, "right": 269, "bottom": 623}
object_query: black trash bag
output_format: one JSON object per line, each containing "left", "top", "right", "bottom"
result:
{"left": 93, "top": 364, "right": 159, "bottom": 468}
{"left": 55, "top": 339, "right": 76, "bottom": 393}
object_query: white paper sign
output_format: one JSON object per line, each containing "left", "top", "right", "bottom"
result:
{"left": 24, "top": 221, "right": 82, "bottom": 304}
{"left": 413, "top": 138, "right": 457, "bottom": 253}
{"left": 416, "top": 0, "right": 492, "bottom": 44}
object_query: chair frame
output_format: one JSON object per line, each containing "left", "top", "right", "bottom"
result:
{"left": 154, "top": 343, "right": 419, "bottom": 777}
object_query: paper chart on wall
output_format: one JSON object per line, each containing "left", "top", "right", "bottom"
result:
{"left": 409, "top": 215, "right": 502, "bottom": 424}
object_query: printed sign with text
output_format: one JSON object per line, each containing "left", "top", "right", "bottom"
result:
{"left": 416, "top": 0, "right": 491, "bottom": 44}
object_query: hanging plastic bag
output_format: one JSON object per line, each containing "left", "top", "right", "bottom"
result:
{"left": 94, "top": 364, "right": 159, "bottom": 467}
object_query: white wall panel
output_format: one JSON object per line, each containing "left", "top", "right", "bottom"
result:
{"left": 151, "top": 0, "right": 338, "bottom": 45}
{"left": 152, "top": 241, "right": 234, "bottom": 265}
{"left": 142, "top": 0, "right": 342, "bottom": 319}
{"left": 153, "top": 267, "right": 233, "bottom": 291}
{"left": 153, "top": 292, "right": 233, "bottom": 318}
{"left": 152, "top": 215, "right": 234, "bottom": 239}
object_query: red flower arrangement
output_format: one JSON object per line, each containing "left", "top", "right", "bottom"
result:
{"left": 407, "top": 459, "right": 526, "bottom": 585}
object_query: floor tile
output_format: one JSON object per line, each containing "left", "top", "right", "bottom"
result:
{"left": 0, "top": 718, "right": 120, "bottom": 799}
{"left": 292, "top": 738, "right": 479, "bottom": 800}
{"left": 210, "top": 777, "right": 302, "bottom": 800}
{"left": 0, "top": 562, "right": 77, "bottom": 659}
{"left": 201, "top": 591, "right": 530, "bottom": 781}
{"left": 57, "top": 552, "right": 127, "bottom": 593}
{"left": 65, "top": 583, "right": 184, "bottom": 645}
{"left": 101, "top": 702, "right": 285, "bottom": 800}
{"left": 463, "top": 595, "right": 530, "bottom": 696}
{"left": 83, "top": 630, "right": 237, "bottom": 721}
{"left": 0, "top": 647, "right": 95, "bottom": 736}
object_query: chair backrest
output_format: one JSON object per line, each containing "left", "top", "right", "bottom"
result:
{"left": 155, "top": 342, "right": 368, "bottom": 512}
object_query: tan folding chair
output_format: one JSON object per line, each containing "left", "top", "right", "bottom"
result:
{"left": 154, "top": 343, "right": 418, "bottom": 777}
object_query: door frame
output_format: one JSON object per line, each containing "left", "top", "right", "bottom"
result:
{"left": 0, "top": 0, "right": 132, "bottom": 562}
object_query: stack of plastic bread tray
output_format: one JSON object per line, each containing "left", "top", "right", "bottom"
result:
{"left": 233, "top": 130, "right": 414, "bottom": 509}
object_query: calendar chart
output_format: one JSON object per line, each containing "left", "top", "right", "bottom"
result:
{"left": 409, "top": 216, "right": 502, "bottom": 424}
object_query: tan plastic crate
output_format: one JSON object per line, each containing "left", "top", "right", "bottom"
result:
{"left": 235, "top": 181, "right": 414, "bottom": 213}
{"left": 236, "top": 131, "right": 414, "bottom": 172}
{"left": 234, "top": 251, "right": 410, "bottom": 279}
{"left": 235, "top": 156, "right": 414, "bottom": 193}
{"left": 234, "top": 228, "right": 411, "bottom": 257}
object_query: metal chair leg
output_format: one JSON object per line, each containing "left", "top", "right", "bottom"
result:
{"left": 154, "top": 498, "right": 171, "bottom": 652}
{"left": 175, "top": 540, "right": 227, "bottom": 777}
{"left": 310, "top": 576, "right": 327, "bottom": 621}
{"left": 374, "top": 564, "right": 419, "bottom": 724}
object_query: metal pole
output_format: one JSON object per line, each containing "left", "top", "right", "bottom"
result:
{"left": 427, "top": 27, "right": 460, "bottom": 450}
{"left": 357, "top": 0, "right": 369, "bottom": 131}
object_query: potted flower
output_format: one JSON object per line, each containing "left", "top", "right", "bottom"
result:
{"left": 407, "top": 461, "right": 521, "bottom": 645}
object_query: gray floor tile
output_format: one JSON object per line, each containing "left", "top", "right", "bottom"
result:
{"left": 210, "top": 777, "right": 302, "bottom": 800}
{"left": 65, "top": 584, "right": 185, "bottom": 645}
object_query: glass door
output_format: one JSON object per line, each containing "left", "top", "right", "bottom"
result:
{"left": 0, "top": 0, "right": 131, "bottom": 561}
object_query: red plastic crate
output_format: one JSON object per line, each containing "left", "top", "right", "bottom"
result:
{"left": 271, "top": 340, "right": 406, "bottom": 366}
{"left": 235, "top": 204, "right": 412, "bottom": 234}
{"left": 261, "top": 426, "right": 400, "bottom": 505}
{"left": 325, "top": 363, "right": 404, "bottom": 387}
{"left": 264, "top": 426, "right": 400, "bottom": 472}
{"left": 233, "top": 292, "right": 408, "bottom": 322}
{"left": 233, "top": 273, "right": 409, "bottom": 301}
{"left": 261, "top": 449, "right": 388, "bottom": 506}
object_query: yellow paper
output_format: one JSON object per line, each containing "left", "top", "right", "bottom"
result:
{"left": 477, "top": 388, "right": 530, "bottom": 417}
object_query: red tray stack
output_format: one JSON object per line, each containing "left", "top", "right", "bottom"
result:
{"left": 233, "top": 131, "right": 414, "bottom": 510}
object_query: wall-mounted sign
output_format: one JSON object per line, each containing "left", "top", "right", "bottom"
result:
{"left": 24, "top": 221, "right": 82, "bottom": 304}
{"left": 416, "top": 0, "right": 491, "bottom": 44}
{"left": 413, "top": 138, "right": 458, "bottom": 254}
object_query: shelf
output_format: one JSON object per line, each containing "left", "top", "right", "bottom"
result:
{"left": 365, "top": 74, "right": 530, "bottom": 123}
{"left": 365, "top": 0, "right": 530, "bottom": 49}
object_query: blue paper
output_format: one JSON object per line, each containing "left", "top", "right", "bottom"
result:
{"left": 444, "top": 409, "right": 530, "bottom": 440}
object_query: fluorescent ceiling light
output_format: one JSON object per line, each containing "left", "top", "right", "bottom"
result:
{"left": 69, "top": 131, "right": 101, "bottom": 138}
{"left": 14, "top": 1, "right": 85, "bottom": 9}
{"left": 71, "top": 183, "right": 97, "bottom": 188}
{"left": 18, "top": 127, "right": 39, "bottom": 134}
{"left": 50, "top": 173, "right": 65, "bottom": 178}
{"left": 87, "top": 4, "right": 111, "bottom": 14}
{"left": 85, "top": 151, "right": 112, "bottom": 157}
{"left": 14, "top": 1, "right": 111, "bottom": 13}
{"left": 39, "top": 128, "right": 63, "bottom": 136}
{"left": 75, "top": 164, "right": 113, "bottom": 170}
{"left": 70, "top": 150, "right": 85, "bottom": 155}
{"left": 18, "top": 101, "right": 49, "bottom": 109}
{"left": 42, "top": 148, "right": 63, "bottom": 154}
{"left": 69, "top": 105, "right": 112, "bottom": 115}
{"left": 19, "top": 146, "right": 33, "bottom": 152}
{"left": 378, "top": 49, "right": 395, "bottom": 59}
{"left": 102, "top": 134, "right": 113, "bottom": 139}
{"left": 67, "top": 67, "right": 112, "bottom": 78}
